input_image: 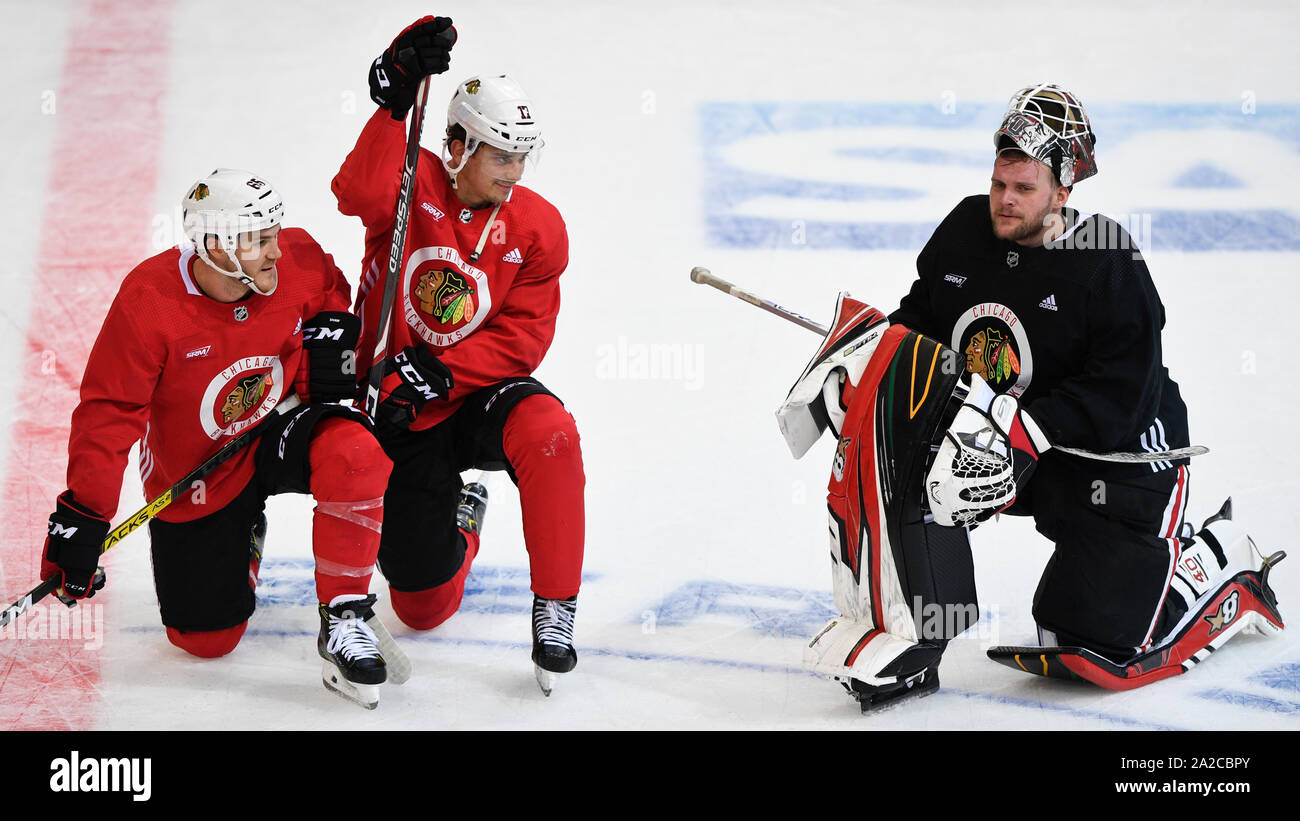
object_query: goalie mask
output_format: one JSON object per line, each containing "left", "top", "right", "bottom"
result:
{"left": 994, "top": 84, "right": 1097, "bottom": 187}
{"left": 182, "top": 168, "right": 284, "bottom": 296}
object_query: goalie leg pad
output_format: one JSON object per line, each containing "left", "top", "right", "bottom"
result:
{"left": 825, "top": 325, "right": 977, "bottom": 636}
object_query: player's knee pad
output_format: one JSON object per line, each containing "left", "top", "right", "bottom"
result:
{"left": 165, "top": 622, "right": 247, "bottom": 658}
{"left": 388, "top": 534, "right": 479, "bottom": 630}
{"left": 389, "top": 581, "right": 466, "bottom": 631}
{"left": 502, "top": 396, "right": 583, "bottom": 468}
{"left": 308, "top": 417, "right": 393, "bottom": 502}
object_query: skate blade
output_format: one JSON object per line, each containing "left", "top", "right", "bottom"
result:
{"left": 321, "top": 660, "right": 380, "bottom": 710}
{"left": 534, "top": 664, "right": 558, "bottom": 697}
{"left": 365, "top": 614, "right": 411, "bottom": 685}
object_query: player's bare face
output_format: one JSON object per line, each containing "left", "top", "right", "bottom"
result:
{"left": 232, "top": 225, "right": 282, "bottom": 292}
{"left": 451, "top": 144, "right": 528, "bottom": 208}
{"left": 989, "top": 158, "right": 1067, "bottom": 246}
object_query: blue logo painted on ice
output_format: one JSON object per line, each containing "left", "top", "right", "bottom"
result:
{"left": 701, "top": 101, "right": 1300, "bottom": 251}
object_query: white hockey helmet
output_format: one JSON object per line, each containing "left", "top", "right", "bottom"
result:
{"left": 994, "top": 84, "right": 1097, "bottom": 187}
{"left": 445, "top": 74, "right": 543, "bottom": 162}
{"left": 182, "top": 168, "right": 285, "bottom": 295}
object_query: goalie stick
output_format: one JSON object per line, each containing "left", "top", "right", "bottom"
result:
{"left": 363, "top": 75, "right": 432, "bottom": 419}
{"left": 689, "top": 266, "right": 1208, "bottom": 464}
{"left": 0, "top": 395, "right": 303, "bottom": 630}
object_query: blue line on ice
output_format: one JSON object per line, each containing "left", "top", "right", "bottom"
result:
{"left": 121, "top": 624, "right": 1186, "bottom": 728}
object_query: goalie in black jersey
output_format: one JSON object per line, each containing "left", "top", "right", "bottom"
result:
{"left": 783, "top": 84, "right": 1285, "bottom": 710}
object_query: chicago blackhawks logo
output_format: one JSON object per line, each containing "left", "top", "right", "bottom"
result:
{"left": 965, "top": 327, "right": 1020, "bottom": 386}
{"left": 192, "top": 183, "right": 210, "bottom": 200}
{"left": 220, "top": 373, "right": 271, "bottom": 423}
{"left": 952, "top": 303, "right": 1033, "bottom": 397}
{"left": 199, "top": 355, "right": 285, "bottom": 440}
{"left": 414, "top": 268, "right": 476, "bottom": 326}
{"left": 402, "top": 246, "right": 493, "bottom": 347}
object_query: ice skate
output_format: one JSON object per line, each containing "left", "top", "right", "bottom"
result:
{"left": 531, "top": 594, "right": 577, "bottom": 696}
{"left": 457, "top": 481, "right": 488, "bottom": 534}
{"left": 318, "top": 593, "right": 387, "bottom": 709}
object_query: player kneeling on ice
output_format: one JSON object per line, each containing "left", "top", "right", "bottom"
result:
{"left": 777, "top": 84, "right": 1284, "bottom": 710}
{"left": 333, "top": 18, "right": 585, "bottom": 695}
{"left": 40, "top": 169, "right": 399, "bottom": 709}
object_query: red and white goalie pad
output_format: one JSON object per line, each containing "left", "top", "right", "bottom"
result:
{"left": 776, "top": 292, "right": 889, "bottom": 459}
{"left": 788, "top": 314, "right": 979, "bottom": 688}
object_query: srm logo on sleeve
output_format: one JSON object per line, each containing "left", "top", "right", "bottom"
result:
{"left": 50, "top": 751, "right": 151, "bottom": 802}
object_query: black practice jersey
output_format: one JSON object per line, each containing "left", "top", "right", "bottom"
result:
{"left": 890, "top": 194, "right": 1189, "bottom": 478}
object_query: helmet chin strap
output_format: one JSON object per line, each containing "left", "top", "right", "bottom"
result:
{"left": 197, "top": 237, "right": 277, "bottom": 297}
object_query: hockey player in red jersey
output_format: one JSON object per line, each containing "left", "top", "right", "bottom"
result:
{"left": 333, "top": 17, "right": 586, "bottom": 693}
{"left": 40, "top": 168, "right": 396, "bottom": 709}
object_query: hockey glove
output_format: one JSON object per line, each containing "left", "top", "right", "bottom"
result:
{"left": 41, "top": 492, "right": 110, "bottom": 600}
{"left": 295, "top": 311, "right": 361, "bottom": 404}
{"left": 376, "top": 346, "right": 453, "bottom": 431}
{"left": 369, "top": 16, "right": 457, "bottom": 120}
{"left": 925, "top": 375, "right": 1051, "bottom": 528}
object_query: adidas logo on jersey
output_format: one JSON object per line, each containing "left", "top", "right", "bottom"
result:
{"left": 1038, "top": 294, "right": 1058, "bottom": 311}
{"left": 503, "top": 248, "right": 523, "bottom": 264}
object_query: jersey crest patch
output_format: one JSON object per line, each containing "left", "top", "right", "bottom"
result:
{"left": 952, "top": 302, "right": 1033, "bottom": 397}
{"left": 199, "top": 355, "right": 285, "bottom": 439}
{"left": 402, "top": 246, "right": 493, "bottom": 348}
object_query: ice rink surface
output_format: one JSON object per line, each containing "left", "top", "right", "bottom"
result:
{"left": 1, "top": 0, "right": 1298, "bottom": 734}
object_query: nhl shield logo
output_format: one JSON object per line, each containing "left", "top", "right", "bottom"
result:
{"left": 234, "top": 306, "right": 249, "bottom": 322}
{"left": 1006, "top": 251, "right": 1020, "bottom": 268}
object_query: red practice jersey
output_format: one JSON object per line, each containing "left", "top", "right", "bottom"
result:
{"left": 332, "top": 108, "right": 570, "bottom": 430}
{"left": 66, "top": 228, "right": 350, "bottom": 523}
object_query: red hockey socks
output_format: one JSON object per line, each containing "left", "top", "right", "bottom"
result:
{"left": 309, "top": 417, "right": 392, "bottom": 604}
{"left": 502, "top": 396, "right": 585, "bottom": 600}
{"left": 389, "top": 529, "right": 480, "bottom": 630}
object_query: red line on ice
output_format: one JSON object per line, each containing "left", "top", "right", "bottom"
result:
{"left": 0, "top": 0, "right": 173, "bottom": 730}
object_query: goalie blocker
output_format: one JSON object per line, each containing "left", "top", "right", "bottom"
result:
{"left": 778, "top": 293, "right": 975, "bottom": 711}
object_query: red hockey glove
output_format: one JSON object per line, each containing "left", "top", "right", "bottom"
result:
{"left": 369, "top": 16, "right": 457, "bottom": 120}
{"left": 41, "top": 492, "right": 110, "bottom": 600}
{"left": 295, "top": 311, "right": 361, "bottom": 404}
{"left": 376, "top": 346, "right": 453, "bottom": 431}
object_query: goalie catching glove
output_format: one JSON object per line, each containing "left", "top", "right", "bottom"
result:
{"left": 925, "top": 374, "right": 1051, "bottom": 527}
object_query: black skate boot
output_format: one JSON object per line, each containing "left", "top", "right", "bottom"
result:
{"left": 317, "top": 593, "right": 387, "bottom": 709}
{"left": 457, "top": 482, "right": 488, "bottom": 535}
{"left": 842, "top": 642, "right": 943, "bottom": 713}
{"left": 249, "top": 513, "right": 267, "bottom": 590}
{"left": 531, "top": 594, "right": 577, "bottom": 696}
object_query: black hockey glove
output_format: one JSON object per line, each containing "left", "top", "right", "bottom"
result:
{"left": 369, "top": 16, "right": 457, "bottom": 120}
{"left": 295, "top": 311, "right": 361, "bottom": 404}
{"left": 41, "top": 493, "right": 110, "bottom": 600}
{"left": 376, "top": 345, "right": 453, "bottom": 431}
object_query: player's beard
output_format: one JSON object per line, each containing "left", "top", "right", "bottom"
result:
{"left": 993, "top": 199, "right": 1058, "bottom": 245}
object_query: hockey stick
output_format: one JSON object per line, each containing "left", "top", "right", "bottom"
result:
{"left": 363, "top": 76, "right": 432, "bottom": 419}
{"left": 689, "top": 266, "right": 1209, "bottom": 464}
{"left": 0, "top": 395, "right": 303, "bottom": 631}
{"left": 690, "top": 266, "right": 829, "bottom": 334}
